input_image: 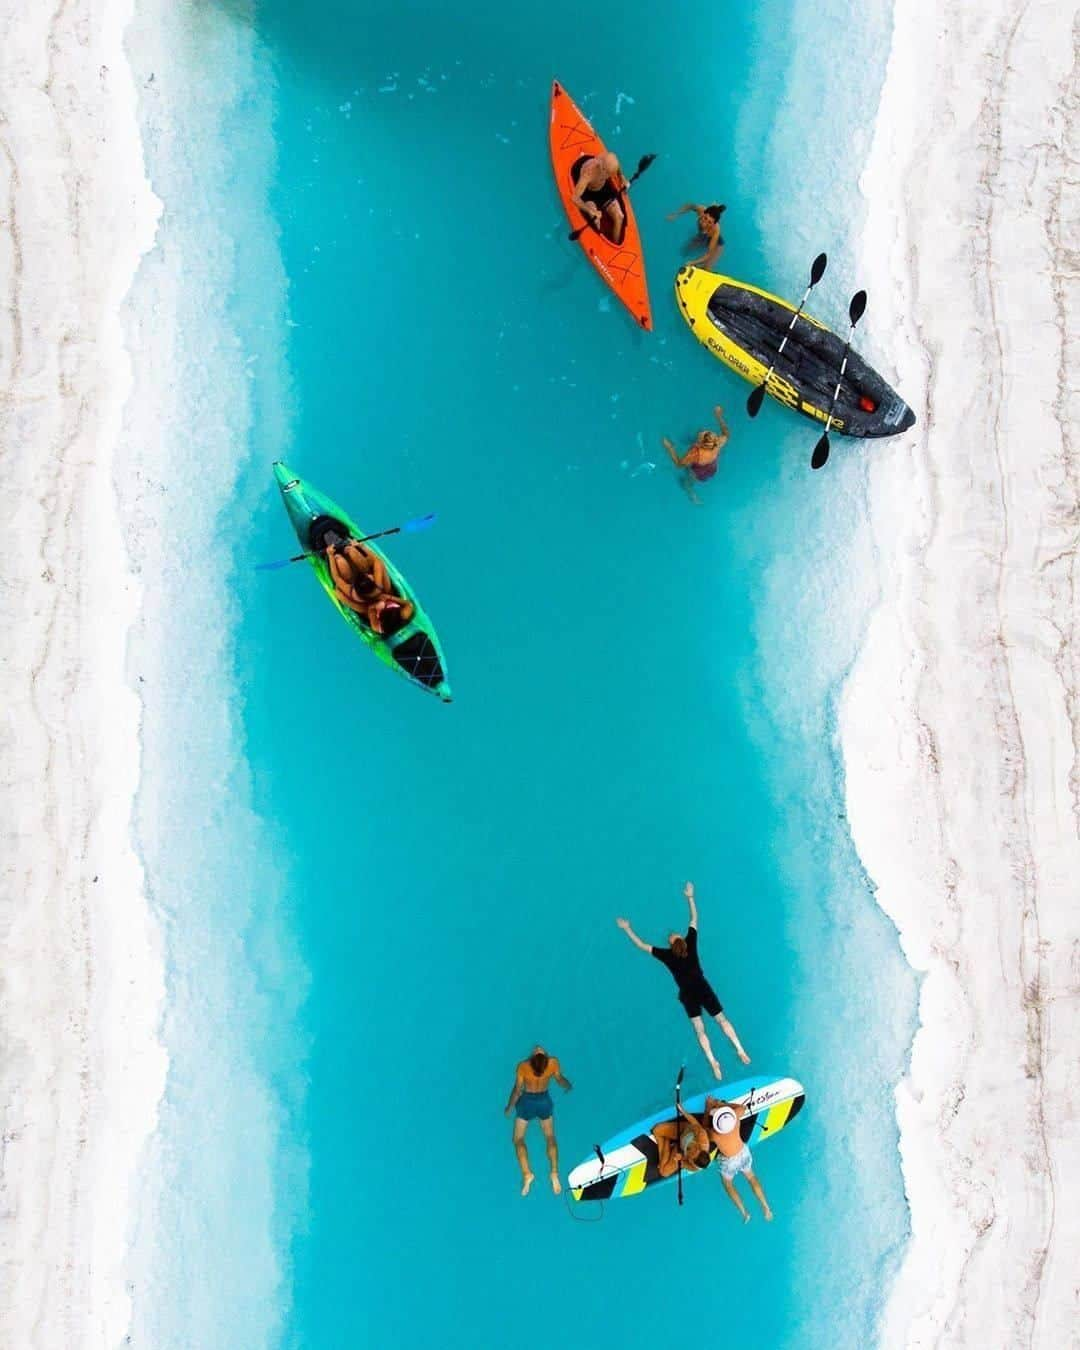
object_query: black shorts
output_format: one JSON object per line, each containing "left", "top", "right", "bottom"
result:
{"left": 570, "top": 155, "right": 620, "bottom": 211}
{"left": 680, "top": 986, "right": 723, "bottom": 1020}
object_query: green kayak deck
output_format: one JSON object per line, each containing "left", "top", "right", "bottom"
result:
{"left": 273, "top": 462, "right": 451, "bottom": 703}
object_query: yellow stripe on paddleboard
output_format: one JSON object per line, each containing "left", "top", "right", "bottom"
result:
{"left": 759, "top": 1099, "right": 794, "bottom": 1137}
{"left": 620, "top": 1160, "right": 649, "bottom": 1197}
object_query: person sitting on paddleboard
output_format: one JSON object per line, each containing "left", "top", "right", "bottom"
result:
{"left": 667, "top": 201, "right": 726, "bottom": 270}
{"left": 570, "top": 151, "right": 627, "bottom": 245}
{"left": 662, "top": 406, "right": 729, "bottom": 500}
{"left": 704, "top": 1096, "right": 773, "bottom": 1223}
{"left": 653, "top": 1103, "right": 713, "bottom": 1179}
{"left": 504, "top": 1046, "right": 572, "bottom": 1197}
{"left": 616, "top": 881, "right": 750, "bottom": 1081}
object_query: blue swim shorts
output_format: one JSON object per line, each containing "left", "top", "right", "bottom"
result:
{"left": 516, "top": 1090, "right": 553, "bottom": 1122}
{"left": 718, "top": 1145, "right": 753, "bottom": 1180}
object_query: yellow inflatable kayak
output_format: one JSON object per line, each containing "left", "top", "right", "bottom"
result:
{"left": 674, "top": 265, "right": 915, "bottom": 439}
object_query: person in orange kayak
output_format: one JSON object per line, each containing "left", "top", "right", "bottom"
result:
{"left": 653, "top": 1103, "right": 713, "bottom": 1179}
{"left": 505, "top": 1046, "right": 572, "bottom": 1196}
{"left": 667, "top": 201, "right": 726, "bottom": 269}
{"left": 616, "top": 881, "right": 750, "bottom": 1080}
{"left": 570, "top": 151, "right": 627, "bottom": 245}
{"left": 704, "top": 1096, "right": 773, "bottom": 1222}
{"left": 662, "top": 405, "right": 730, "bottom": 501}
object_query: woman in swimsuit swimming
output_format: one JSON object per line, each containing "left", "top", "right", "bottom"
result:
{"left": 570, "top": 150, "right": 627, "bottom": 245}
{"left": 667, "top": 201, "right": 726, "bottom": 270}
{"left": 662, "top": 405, "right": 729, "bottom": 502}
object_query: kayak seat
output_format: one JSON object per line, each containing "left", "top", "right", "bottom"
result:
{"left": 307, "top": 513, "right": 350, "bottom": 552}
{"left": 391, "top": 632, "right": 444, "bottom": 689}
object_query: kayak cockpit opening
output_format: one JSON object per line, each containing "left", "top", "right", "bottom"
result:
{"left": 391, "top": 632, "right": 445, "bottom": 690}
{"left": 308, "top": 513, "right": 350, "bottom": 553}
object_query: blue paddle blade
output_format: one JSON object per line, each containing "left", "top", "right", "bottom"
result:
{"left": 403, "top": 512, "right": 437, "bottom": 533}
{"left": 255, "top": 556, "right": 301, "bottom": 572}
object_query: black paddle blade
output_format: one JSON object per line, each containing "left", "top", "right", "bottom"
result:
{"left": 635, "top": 153, "right": 657, "bottom": 176}
{"left": 810, "top": 252, "right": 828, "bottom": 285}
{"left": 747, "top": 383, "right": 767, "bottom": 417}
{"left": 849, "top": 289, "right": 867, "bottom": 324}
{"left": 811, "top": 434, "right": 831, "bottom": 470}
{"left": 675, "top": 1065, "right": 686, "bottom": 1090}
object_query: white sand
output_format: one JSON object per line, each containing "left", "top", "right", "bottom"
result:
{"left": 0, "top": 1, "right": 166, "bottom": 1346}
{"left": 845, "top": 0, "right": 1080, "bottom": 1343}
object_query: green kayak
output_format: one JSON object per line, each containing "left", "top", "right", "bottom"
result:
{"left": 273, "top": 462, "right": 451, "bottom": 703}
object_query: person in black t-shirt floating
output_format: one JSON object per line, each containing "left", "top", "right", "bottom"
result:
{"left": 616, "top": 881, "right": 750, "bottom": 1081}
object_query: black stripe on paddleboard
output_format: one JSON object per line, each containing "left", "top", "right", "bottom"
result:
{"left": 580, "top": 1173, "right": 618, "bottom": 1201}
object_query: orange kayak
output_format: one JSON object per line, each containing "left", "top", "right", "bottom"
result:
{"left": 549, "top": 81, "right": 653, "bottom": 331}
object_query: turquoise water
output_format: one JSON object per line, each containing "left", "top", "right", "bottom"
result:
{"left": 129, "top": 0, "right": 915, "bottom": 1344}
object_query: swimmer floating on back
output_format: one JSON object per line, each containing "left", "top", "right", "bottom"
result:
{"left": 616, "top": 881, "right": 750, "bottom": 1081}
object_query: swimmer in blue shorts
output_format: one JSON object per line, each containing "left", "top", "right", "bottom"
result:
{"left": 504, "top": 1046, "right": 572, "bottom": 1196}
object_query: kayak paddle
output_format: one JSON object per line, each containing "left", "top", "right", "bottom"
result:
{"left": 256, "top": 512, "right": 437, "bottom": 572}
{"left": 811, "top": 289, "right": 867, "bottom": 469}
{"left": 746, "top": 252, "right": 828, "bottom": 417}
{"left": 675, "top": 1064, "right": 686, "bottom": 1208}
{"left": 567, "top": 154, "right": 657, "bottom": 242}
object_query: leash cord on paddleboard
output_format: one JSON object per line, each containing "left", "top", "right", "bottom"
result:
{"left": 562, "top": 1190, "right": 606, "bottom": 1223}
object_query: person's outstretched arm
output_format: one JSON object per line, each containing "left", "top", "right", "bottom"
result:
{"left": 666, "top": 202, "right": 700, "bottom": 220}
{"left": 504, "top": 1068, "right": 523, "bottom": 1116}
{"left": 616, "top": 917, "right": 652, "bottom": 953}
{"left": 684, "top": 881, "right": 698, "bottom": 929}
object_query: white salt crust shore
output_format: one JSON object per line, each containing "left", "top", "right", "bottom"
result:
{"left": 845, "top": 0, "right": 1080, "bottom": 1344}
{"left": 0, "top": 2, "right": 166, "bottom": 1347}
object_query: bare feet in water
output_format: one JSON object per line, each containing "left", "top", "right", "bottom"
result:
{"left": 738, "top": 1049, "right": 751, "bottom": 1065}
{"left": 550, "top": 1172, "right": 562, "bottom": 1195}
{"left": 521, "top": 1172, "right": 535, "bottom": 1197}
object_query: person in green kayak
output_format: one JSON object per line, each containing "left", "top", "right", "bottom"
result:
{"left": 324, "top": 532, "right": 414, "bottom": 636}
{"left": 571, "top": 151, "right": 627, "bottom": 245}
{"left": 616, "top": 881, "right": 750, "bottom": 1080}
{"left": 704, "top": 1095, "right": 773, "bottom": 1222}
{"left": 505, "top": 1046, "right": 572, "bottom": 1197}
{"left": 662, "top": 405, "right": 729, "bottom": 502}
{"left": 667, "top": 201, "right": 726, "bottom": 270}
